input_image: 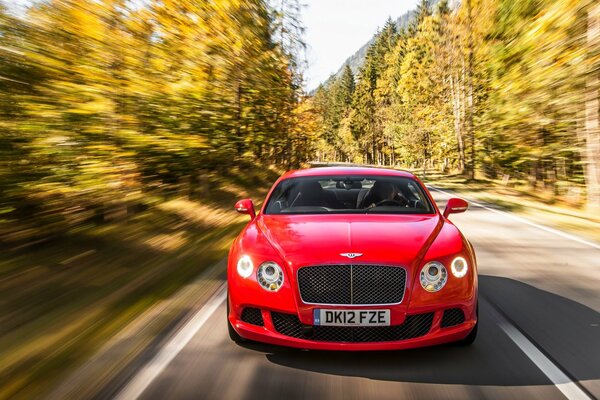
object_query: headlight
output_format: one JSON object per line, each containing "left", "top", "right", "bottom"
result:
{"left": 451, "top": 257, "right": 468, "bottom": 278}
{"left": 237, "top": 255, "right": 253, "bottom": 278}
{"left": 420, "top": 261, "right": 448, "bottom": 292}
{"left": 257, "top": 261, "right": 284, "bottom": 291}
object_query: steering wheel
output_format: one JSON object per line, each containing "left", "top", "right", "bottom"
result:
{"left": 375, "top": 199, "right": 407, "bottom": 207}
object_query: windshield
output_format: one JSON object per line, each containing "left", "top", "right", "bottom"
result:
{"left": 264, "top": 176, "right": 435, "bottom": 215}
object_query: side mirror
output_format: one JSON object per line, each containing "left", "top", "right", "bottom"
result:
{"left": 443, "top": 198, "right": 468, "bottom": 219}
{"left": 234, "top": 199, "right": 256, "bottom": 220}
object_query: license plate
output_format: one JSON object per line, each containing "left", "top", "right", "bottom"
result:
{"left": 313, "top": 309, "right": 390, "bottom": 326}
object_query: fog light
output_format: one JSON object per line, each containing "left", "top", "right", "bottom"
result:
{"left": 257, "top": 261, "right": 284, "bottom": 291}
{"left": 420, "top": 261, "right": 448, "bottom": 292}
{"left": 451, "top": 257, "right": 468, "bottom": 278}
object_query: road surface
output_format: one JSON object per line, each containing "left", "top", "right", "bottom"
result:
{"left": 111, "top": 189, "right": 600, "bottom": 400}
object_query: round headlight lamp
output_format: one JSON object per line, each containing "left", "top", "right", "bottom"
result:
{"left": 451, "top": 257, "right": 468, "bottom": 278}
{"left": 420, "top": 261, "right": 448, "bottom": 292}
{"left": 257, "top": 261, "right": 284, "bottom": 291}
{"left": 236, "top": 255, "right": 253, "bottom": 278}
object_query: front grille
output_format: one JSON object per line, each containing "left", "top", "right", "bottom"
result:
{"left": 441, "top": 308, "right": 465, "bottom": 328}
{"left": 297, "top": 264, "right": 406, "bottom": 305}
{"left": 241, "top": 307, "right": 264, "bottom": 326}
{"left": 271, "top": 312, "right": 433, "bottom": 343}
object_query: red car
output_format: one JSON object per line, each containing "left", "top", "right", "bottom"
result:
{"left": 227, "top": 167, "right": 477, "bottom": 350}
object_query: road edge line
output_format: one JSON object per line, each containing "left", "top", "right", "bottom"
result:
{"left": 114, "top": 283, "right": 227, "bottom": 400}
{"left": 428, "top": 186, "right": 600, "bottom": 251}
{"left": 482, "top": 297, "right": 593, "bottom": 400}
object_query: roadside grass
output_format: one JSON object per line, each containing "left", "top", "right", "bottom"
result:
{"left": 0, "top": 165, "right": 279, "bottom": 400}
{"left": 420, "top": 172, "right": 600, "bottom": 243}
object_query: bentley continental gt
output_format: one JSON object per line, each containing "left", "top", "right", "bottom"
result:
{"left": 227, "top": 167, "right": 477, "bottom": 350}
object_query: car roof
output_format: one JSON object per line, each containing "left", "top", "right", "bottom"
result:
{"left": 282, "top": 166, "right": 418, "bottom": 179}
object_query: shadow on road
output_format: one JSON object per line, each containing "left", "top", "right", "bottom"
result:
{"left": 240, "top": 275, "right": 600, "bottom": 388}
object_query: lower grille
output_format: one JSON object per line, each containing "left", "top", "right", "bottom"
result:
{"left": 441, "top": 308, "right": 465, "bottom": 328}
{"left": 241, "top": 307, "right": 264, "bottom": 326}
{"left": 271, "top": 312, "right": 433, "bottom": 343}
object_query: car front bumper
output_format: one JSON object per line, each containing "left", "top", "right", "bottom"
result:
{"left": 228, "top": 300, "right": 477, "bottom": 351}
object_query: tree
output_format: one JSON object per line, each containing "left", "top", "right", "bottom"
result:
{"left": 339, "top": 65, "right": 355, "bottom": 109}
{"left": 584, "top": 1, "right": 600, "bottom": 209}
{"left": 0, "top": 0, "right": 307, "bottom": 242}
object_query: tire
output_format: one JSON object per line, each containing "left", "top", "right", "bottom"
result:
{"left": 226, "top": 294, "right": 246, "bottom": 343}
{"left": 457, "top": 302, "right": 478, "bottom": 346}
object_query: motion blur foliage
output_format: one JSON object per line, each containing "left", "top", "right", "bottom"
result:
{"left": 310, "top": 0, "right": 600, "bottom": 209}
{"left": 0, "top": 0, "right": 311, "bottom": 244}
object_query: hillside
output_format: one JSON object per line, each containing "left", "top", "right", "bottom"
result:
{"left": 332, "top": 0, "right": 443, "bottom": 81}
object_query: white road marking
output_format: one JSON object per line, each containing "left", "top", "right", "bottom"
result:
{"left": 114, "top": 283, "right": 227, "bottom": 400}
{"left": 485, "top": 299, "right": 592, "bottom": 400}
{"left": 433, "top": 185, "right": 594, "bottom": 398}
{"left": 429, "top": 186, "right": 600, "bottom": 251}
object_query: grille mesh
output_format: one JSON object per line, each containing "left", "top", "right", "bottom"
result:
{"left": 298, "top": 265, "right": 351, "bottom": 304}
{"left": 271, "top": 312, "right": 433, "bottom": 343}
{"left": 298, "top": 265, "right": 406, "bottom": 305}
{"left": 441, "top": 308, "right": 465, "bottom": 328}
{"left": 241, "top": 307, "right": 264, "bottom": 326}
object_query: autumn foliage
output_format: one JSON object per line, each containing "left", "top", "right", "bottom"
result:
{"left": 310, "top": 0, "right": 600, "bottom": 209}
{"left": 0, "top": 0, "right": 309, "bottom": 242}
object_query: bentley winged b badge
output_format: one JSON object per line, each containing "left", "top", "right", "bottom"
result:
{"left": 340, "top": 252, "right": 363, "bottom": 259}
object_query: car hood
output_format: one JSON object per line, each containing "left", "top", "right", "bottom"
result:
{"left": 256, "top": 213, "right": 443, "bottom": 269}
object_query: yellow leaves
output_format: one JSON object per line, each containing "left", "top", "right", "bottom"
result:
{"left": 2, "top": 0, "right": 303, "bottom": 234}
{"left": 68, "top": 2, "right": 105, "bottom": 42}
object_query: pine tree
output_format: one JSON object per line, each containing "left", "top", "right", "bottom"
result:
{"left": 339, "top": 65, "right": 355, "bottom": 109}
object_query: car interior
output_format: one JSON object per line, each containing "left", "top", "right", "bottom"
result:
{"left": 265, "top": 176, "right": 434, "bottom": 214}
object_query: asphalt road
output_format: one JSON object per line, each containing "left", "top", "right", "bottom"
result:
{"left": 114, "top": 189, "right": 600, "bottom": 400}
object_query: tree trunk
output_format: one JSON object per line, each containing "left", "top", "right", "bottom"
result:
{"left": 236, "top": 82, "right": 243, "bottom": 157}
{"left": 584, "top": 3, "right": 600, "bottom": 210}
{"left": 371, "top": 137, "right": 376, "bottom": 165}
{"left": 450, "top": 75, "right": 465, "bottom": 171}
{"left": 460, "top": 62, "right": 468, "bottom": 173}
{"left": 465, "top": 0, "right": 475, "bottom": 180}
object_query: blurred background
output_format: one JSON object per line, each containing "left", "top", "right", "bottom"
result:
{"left": 1, "top": 0, "right": 600, "bottom": 398}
